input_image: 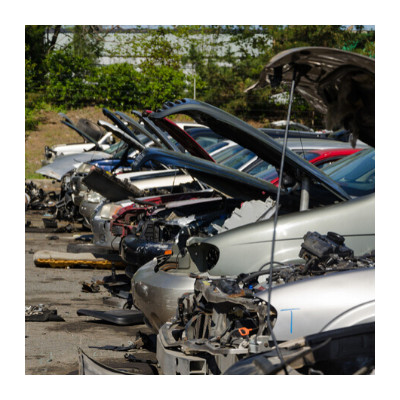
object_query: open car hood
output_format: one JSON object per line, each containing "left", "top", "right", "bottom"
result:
{"left": 101, "top": 109, "right": 147, "bottom": 152}
{"left": 133, "top": 147, "right": 277, "bottom": 201}
{"left": 58, "top": 113, "right": 109, "bottom": 147}
{"left": 146, "top": 99, "right": 350, "bottom": 202}
{"left": 36, "top": 151, "right": 112, "bottom": 181}
{"left": 117, "top": 109, "right": 214, "bottom": 162}
{"left": 246, "top": 47, "right": 375, "bottom": 147}
{"left": 150, "top": 115, "right": 215, "bottom": 162}
{"left": 103, "top": 109, "right": 214, "bottom": 162}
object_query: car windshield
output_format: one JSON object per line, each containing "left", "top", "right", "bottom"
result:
{"left": 321, "top": 148, "right": 375, "bottom": 197}
{"left": 104, "top": 140, "right": 126, "bottom": 154}
{"left": 136, "top": 133, "right": 153, "bottom": 146}
{"left": 205, "top": 141, "right": 231, "bottom": 154}
{"left": 186, "top": 128, "right": 223, "bottom": 148}
{"left": 253, "top": 151, "right": 320, "bottom": 180}
{"left": 221, "top": 148, "right": 256, "bottom": 170}
{"left": 213, "top": 145, "right": 243, "bottom": 163}
{"left": 113, "top": 143, "right": 132, "bottom": 159}
{"left": 246, "top": 160, "right": 273, "bottom": 176}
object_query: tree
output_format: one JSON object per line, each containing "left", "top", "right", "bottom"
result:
{"left": 71, "top": 25, "right": 105, "bottom": 61}
{"left": 118, "top": 26, "right": 189, "bottom": 109}
{"left": 267, "top": 25, "right": 374, "bottom": 57}
{"left": 25, "top": 25, "right": 61, "bottom": 90}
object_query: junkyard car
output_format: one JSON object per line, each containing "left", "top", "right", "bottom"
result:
{"left": 151, "top": 229, "right": 375, "bottom": 374}
{"left": 156, "top": 260, "right": 374, "bottom": 374}
{"left": 42, "top": 115, "right": 115, "bottom": 165}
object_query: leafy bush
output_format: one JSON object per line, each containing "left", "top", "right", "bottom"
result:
{"left": 25, "top": 106, "right": 39, "bottom": 133}
{"left": 94, "top": 63, "right": 143, "bottom": 109}
{"left": 44, "top": 50, "right": 188, "bottom": 111}
{"left": 45, "top": 46, "right": 97, "bottom": 107}
{"left": 140, "top": 65, "right": 187, "bottom": 110}
{"left": 25, "top": 93, "right": 47, "bottom": 136}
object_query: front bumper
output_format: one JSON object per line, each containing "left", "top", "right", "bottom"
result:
{"left": 91, "top": 215, "right": 121, "bottom": 250}
{"left": 156, "top": 327, "right": 240, "bottom": 375}
{"left": 79, "top": 199, "right": 101, "bottom": 223}
{"left": 132, "top": 261, "right": 195, "bottom": 331}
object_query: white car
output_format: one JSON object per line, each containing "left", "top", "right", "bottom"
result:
{"left": 42, "top": 117, "right": 115, "bottom": 165}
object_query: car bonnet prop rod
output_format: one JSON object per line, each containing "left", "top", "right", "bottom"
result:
{"left": 265, "top": 67, "right": 298, "bottom": 373}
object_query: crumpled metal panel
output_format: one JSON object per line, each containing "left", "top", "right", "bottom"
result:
{"left": 78, "top": 348, "right": 132, "bottom": 375}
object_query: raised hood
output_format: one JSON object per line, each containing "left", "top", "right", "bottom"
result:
{"left": 246, "top": 47, "right": 375, "bottom": 147}
{"left": 36, "top": 151, "right": 112, "bottom": 181}
{"left": 101, "top": 109, "right": 146, "bottom": 151}
{"left": 146, "top": 98, "right": 350, "bottom": 202}
{"left": 36, "top": 113, "right": 147, "bottom": 180}
{"left": 132, "top": 147, "right": 277, "bottom": 201}
{"left": 104, "top": 109, "right": 214, "bottom": 162}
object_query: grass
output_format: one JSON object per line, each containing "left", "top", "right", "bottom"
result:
{"left": 25, "top": 106, "right": 106, "bottom": 179}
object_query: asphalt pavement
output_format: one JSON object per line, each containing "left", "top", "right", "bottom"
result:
{"left": 25, "top": 198, "right": 157, "bottom": 375}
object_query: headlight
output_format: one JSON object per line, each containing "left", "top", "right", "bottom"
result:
{"left": 87, "top": 191, "right": 103, "bottom": 203}
{"left": 100, "top": 203, "right": 122, "bottom": 220}
{"left": 76, "top": 163, "right": 93, "bottom": 174}
{"left": 205, "top": 245, "right": 220, "bottom": 270}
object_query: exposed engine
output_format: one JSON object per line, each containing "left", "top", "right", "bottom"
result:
{"left": 25, "top": 181, "right": 57, "bottom": 211}
{"left": 156, "top": 231, "right": 374, "bottom": 375}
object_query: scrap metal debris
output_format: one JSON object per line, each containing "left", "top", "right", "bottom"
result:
{"left": 124, "top": 354, "right": 157, "bottom": 365}
{"left": 81, "top": 281, "right": 101, "bottom": 293}
{"left": 89, "top": 331, "right": 155, "bottom": 352}
{"left": 25, "top": 304, "right": 65, "bottom": 322}
{"left": 78, "top": 348, "right": 157, "bottom": 375}
{"left": 43, "top": 216, "right": 58, "bottom": 229}
{"left": 25, "top": 181, "right": 56, "bottom": 211}
{"left": 76, "top": 308, "right": 144, "bottom": 325}
{"left": 89, "top": 343, "right": 138, "bottom": 352}
{"left": 78, "top": 348, "right": 134, "bottom": 375}
{"left": 73, "top": 234, "right": 93, "bottom": 242}
{"left": 55, "top": 224, "right": 75, "bottom": 233}
{"left": 46, "top": 235, "right": 59, "bottom": 241}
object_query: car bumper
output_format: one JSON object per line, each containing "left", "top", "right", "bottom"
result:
{"left": 132, "top": 261, "right": 195, "bottom": 331}
{"left": 91, "top": 216, "right": 121, "bottom": 250}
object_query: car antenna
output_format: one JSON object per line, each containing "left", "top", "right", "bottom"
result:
{"left": 265, "top": 67, "right": 298, "bottom": 374}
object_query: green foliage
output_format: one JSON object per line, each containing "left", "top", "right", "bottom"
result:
{"left": 25, "top": 93, "right": 48, "bottom": 137}
{"left": 25, "top": 25, "right": 62, "bottom": 89}
{"left": 72, "top": 25, "right": 105, "bottom": 61}
{"left": 25, "top": 25, "right": 49, "bottom": 86}
{"left": 94, "top": 63, "right": 143, "bottom": 109}
{"left": 116, "top": 26, "right": 190, "bottom": 109}
{"left": 140, "top": 65, "right": 187, "bottom": 110}
{"left": 25, "top": 106, "right": 39, "bottom": 133}
{"left": 44, "top": 46, "right": 96, "bottom": 107}
{"left": 25, "top": 54, "right": 37, "bottom": 92}
{"left": 25, "top": 25, "right": 375, "bottom": 127}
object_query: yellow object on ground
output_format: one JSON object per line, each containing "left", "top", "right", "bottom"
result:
{"left": 33, "top": 250, "right": 126, "bottom": 269}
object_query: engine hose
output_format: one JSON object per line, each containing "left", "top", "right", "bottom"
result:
{"left": 237, "top": 262, "right": 286, "bottom": 286}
